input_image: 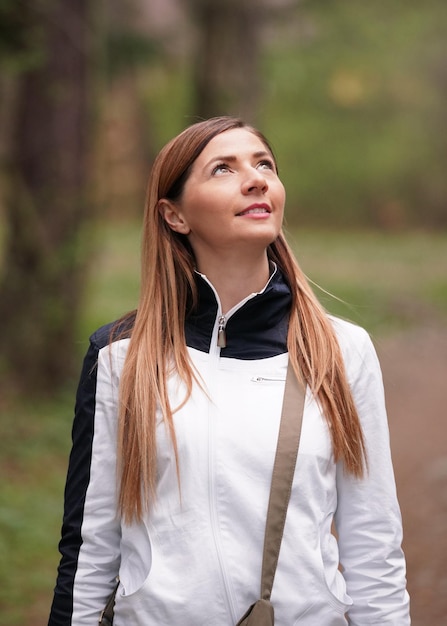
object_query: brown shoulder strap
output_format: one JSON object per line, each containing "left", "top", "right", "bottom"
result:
{"left": 260, "top": 360, "right": 305, "bottom": 601}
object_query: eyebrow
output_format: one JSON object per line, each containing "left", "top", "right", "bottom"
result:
{"left": 204, "top": 150, "right": 272, "bottom": 169}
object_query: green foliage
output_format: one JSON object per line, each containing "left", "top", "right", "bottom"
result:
{"left": 287, "top": 227, "right": 447, "bottom": 333}
{"left": 141, "top": 60, "right": 196, "bottom": 149}
{"left": 0, "top": 393, "right": 72, "bottom": 625}
{"left": 106, "top": 30, "right": 160, "bottom": 79}
{"left": 79, "top": 221, "right": 140, "bottom": 338}
{"left": 0, "top": 1, "right": 46, "bottom": 72}
{"left": 260, "top": 0, "right": 447, "bottom": 227}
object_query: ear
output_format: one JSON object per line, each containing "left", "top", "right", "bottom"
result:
{"left": 158, "top": 199, "right": 191, "bottom": 235}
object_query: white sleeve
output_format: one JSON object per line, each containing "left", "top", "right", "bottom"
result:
{"left": 334, "top": 325, "right": 410, "bottom": 625}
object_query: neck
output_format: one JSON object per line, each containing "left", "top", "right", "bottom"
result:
{"left": 196, "top": 251, "right": 271, "bottom": 314}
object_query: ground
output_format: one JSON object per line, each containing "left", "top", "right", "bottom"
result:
{"left": 377, "top": 326, "right": 447, "bottom": 625}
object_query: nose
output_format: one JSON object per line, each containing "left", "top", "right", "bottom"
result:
{"left": 241, "top": 167, "right": 268, "bottom": 194}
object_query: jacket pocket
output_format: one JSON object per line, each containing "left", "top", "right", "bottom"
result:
{"left": 318, "top": 530, "right": 353, "bottom": 613}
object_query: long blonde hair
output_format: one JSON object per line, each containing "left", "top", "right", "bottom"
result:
{"left": 116, "top": 116, "right": 366, "bottom": 523}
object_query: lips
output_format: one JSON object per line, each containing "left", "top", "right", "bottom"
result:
{"left": 237, "top": 203, "right": 271, "bottom": 216}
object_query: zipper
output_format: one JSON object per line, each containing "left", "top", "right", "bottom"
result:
{"left": 251, "top": 375, "right": 286, "bottom": 383}
{"left": 195, "top": 269, "right": 277, "bottom": 352}
{"left": 217, "top": 315, "right": 227, "bottom": 348}
{"left": 206, "top": 348, "right": 238, "bottom": 622}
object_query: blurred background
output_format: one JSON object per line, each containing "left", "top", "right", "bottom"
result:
{"left": 0, "top": 0, "right": 446, "bottom": 624}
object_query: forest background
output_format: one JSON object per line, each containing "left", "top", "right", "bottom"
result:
{"left": 0, "top": 0, "right": 446, "bottom": 624}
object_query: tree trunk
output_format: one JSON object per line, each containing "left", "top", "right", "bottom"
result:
{"left": 0, "top": 0, "right": 96, "bottom": 393}
{"left": 189, "top": 0, "right": 265, "bottom": 123}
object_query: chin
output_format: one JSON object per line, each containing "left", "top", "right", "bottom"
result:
{"left": 243, "top": 231, "right": 281, "bottom": 251}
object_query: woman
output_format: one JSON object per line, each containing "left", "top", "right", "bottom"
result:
{"left": 49, "top": 116, "right": 410, "bottom": 625}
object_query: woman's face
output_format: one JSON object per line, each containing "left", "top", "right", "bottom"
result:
{"left": 160, "top": 128, "right": 285, "bottom": 267}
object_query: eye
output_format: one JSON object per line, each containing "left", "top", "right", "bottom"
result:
{"left": 211, "top": 163, "right": 231, "bottom": 175}
{"left": 257, "top": 159, "right": 275, "bottom": 172}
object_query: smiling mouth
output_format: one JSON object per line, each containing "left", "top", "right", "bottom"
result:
{"left": 237, "top": 205, "right": 271, "bottom": 216}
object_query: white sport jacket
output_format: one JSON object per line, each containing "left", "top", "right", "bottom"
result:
{"left": 49, "top": 268, "right": 410, "bottom": 625}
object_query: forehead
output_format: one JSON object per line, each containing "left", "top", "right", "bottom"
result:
{"left": 195, "top": 128, "right": 270, "bottom": 165}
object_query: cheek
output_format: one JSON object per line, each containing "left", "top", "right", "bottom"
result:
{"left": 270, "top": 177, "right": 286, "bottom": 209}
{"left": 275, "top": 193, "right": 286, "bottom": 221}
{"left": 277, "top": 183, "right": 286, "bottom": 207}
{"left": 183, "top": 200, "right": 223, "bottom": 236}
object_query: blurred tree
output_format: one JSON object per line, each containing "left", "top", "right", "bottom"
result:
{"left": 0, "top": 0, "right": 98, "bottom": 393}
{"left": 187, "top": 0, "right": 265, "bottom": 122}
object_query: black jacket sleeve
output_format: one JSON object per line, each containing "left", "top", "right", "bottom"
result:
{"left": 48, "top": 339, "right": 99, "bottom": 625}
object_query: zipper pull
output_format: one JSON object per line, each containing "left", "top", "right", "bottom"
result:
{"left": 217, "top": 315, "right": 227, "bottom": 348}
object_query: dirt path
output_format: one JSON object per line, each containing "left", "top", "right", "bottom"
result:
{"left": 377, "top": 327, "right": 447, "bottom": 625}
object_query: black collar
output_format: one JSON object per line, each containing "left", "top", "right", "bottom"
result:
{"left": 185, "top": 270, "right": 292, "bottom": 359}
